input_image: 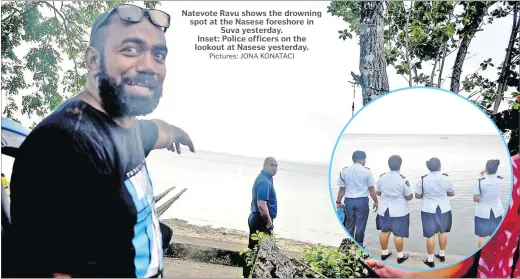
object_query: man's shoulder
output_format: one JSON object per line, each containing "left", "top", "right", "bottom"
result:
{"left": 254, "top": 173, "right": 272, "bottom": 185}
{"left": 26, "top": 100, "right": 109, "bottom": 150}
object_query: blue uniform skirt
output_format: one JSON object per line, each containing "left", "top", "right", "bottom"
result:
{"left": 474, "top": 210, "right": 502, "bottom": 237}
{"left": 421, "top": 206, "right": 452, "bottom": 238}
{"left": 376, "top": 208, "right": 410, "bottom": 238}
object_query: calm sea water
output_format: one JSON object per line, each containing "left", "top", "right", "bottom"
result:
{"left": 330, "top": 134, "right": 512, "bottom": 256}
{"left": 0, "top": 134, "right": 513, "bottom": 257}
{"left": 144, "top": 149, "right": 345, "bottom": 246}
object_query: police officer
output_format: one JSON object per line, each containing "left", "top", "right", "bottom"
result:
{"left": 473, "top": 159, "right": 504, "bottom": 248}
{"left": 375, "top": 155, "right": 413, "bottom": 264}
{"left": 336, "top": 150, "right": 378, "bottom": 248}
{"left": 415, "top": 157, "right": 454, "bottom": 268}
{"left": 243, "top": 157, "right": 278, "bottom": 278}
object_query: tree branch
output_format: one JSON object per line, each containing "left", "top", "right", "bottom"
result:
{"left": 39, "top": 1, "right": 80, "bottom": 83}
{"left": 1, "top": 7, "right": 22, "bottom": 22}
{"left": 493, "top": 3, "right": 519, "bottom": 114}
{"left": 438, "top": 11, "right": 454, "bottom": 88}
{"left": 403, "top": 2, "right": 413, "bottom": 87}
{"left": 430, "top": 52, "right": 440, "bottom": 86}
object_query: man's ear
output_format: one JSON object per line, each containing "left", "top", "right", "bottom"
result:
{"left": 85, "top": 46, "right": 101, "bottom": 73}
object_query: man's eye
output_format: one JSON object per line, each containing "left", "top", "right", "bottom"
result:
{"left": 121, "top": 47, "right": 138, "bottom": 55}
{"left": 154, "top": 52, "right": 166, "bottom": 61}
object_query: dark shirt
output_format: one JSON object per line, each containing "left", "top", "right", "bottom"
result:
{"left": 8, "top": 99, "right": 163, "bottom": 278}
{"left": 250, "top": 171, "right": 277, "bottom": 218}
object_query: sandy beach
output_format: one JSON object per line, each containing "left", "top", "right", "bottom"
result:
{"left": 162, "top": 218, "right": 328, "bottom": 253}
{"left": 163, "top": 217, "right": 464, "bottom": 272}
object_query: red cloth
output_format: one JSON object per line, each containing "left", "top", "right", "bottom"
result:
{"left": 476, "top": 155, "right": 520, "bottom": 278}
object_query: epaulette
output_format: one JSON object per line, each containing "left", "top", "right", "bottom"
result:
{"left": 442, "top": 173, "right": 449, "bottom": 176}
{"left": 379, "top": 173, "right": 386, "bottom": 178}
{"left": 497, "top": 175, "right": 503, "bottom": 179}
{"left": 400, "top": 174, "right": 410, "bottom": 187}
{"left": 342, "top": 166, "right": 348, "bottom": 170}
{"left": 421, "top": 174, "right": 428, "bottom": 178}
{"left": 478, "top": 177, "right": 486, "bottom": 181}
{"left": 365, "top": 167, "right": 371, "bottom": 170}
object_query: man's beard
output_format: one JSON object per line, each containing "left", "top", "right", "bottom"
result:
{"left": 96, "top": 57, "right": 163, "bottom": 118}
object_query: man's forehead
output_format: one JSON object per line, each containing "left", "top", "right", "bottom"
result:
{"left": 105, "top": 14, "right": 166, "bottom": 44}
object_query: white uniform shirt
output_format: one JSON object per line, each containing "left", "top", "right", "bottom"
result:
{"left": 473, "top": 174, "right": 504, "bottom": 219}
{"left": 376, "top": 171, "right": 413, "bottom": 217}
{"left": 415, "top": 171, "right": 454, "bottom": 213}
{"left": 337, "top": 163, "right": 375, "bottom": 199}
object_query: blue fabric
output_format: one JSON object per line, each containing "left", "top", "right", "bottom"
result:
{"left": 336, "top": 207, "right": 345, "bottom": 224}
{"left": 343, "top": 197, "right": 370, "bottom": 246}
{"left": 250, "top": 171, "right": 277, "bottom": 218}
{"left": 421, "top": 206, "right": 452, "bottom": 238}
{"left": 474, "top": 210, "right": 502, "bottom": 237}
{"left": 376, "top": 209, "right": 410, "bottom": 238}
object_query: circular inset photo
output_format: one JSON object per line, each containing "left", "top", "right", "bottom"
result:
{"left": 328, "top": 87, "right": 513, "bottom": 271}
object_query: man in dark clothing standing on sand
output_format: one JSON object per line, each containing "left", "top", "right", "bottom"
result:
{"left": 7, "top": 5, "right": 194, "bottom": 278}
{"left": 243, "top": 157, "right": 278, "bottom": 277}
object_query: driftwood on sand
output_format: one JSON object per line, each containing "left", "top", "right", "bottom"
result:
{"left": 156, "top": 187, "right": 187, "bottom": 218}
{"left": 154, "top": 186, "right": 176, "bottom": 203}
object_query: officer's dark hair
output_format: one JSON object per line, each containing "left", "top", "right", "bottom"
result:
{"left": 485, "top": 159, "right": 500, "bottom": 174}
{"left": 352, "top": 150, "right": 366, "bottom": 163}
{"left": 388, "top": 155, "right": 402, "bottom": 171}
{"left": 426, "top": 157, "right": 441, "bottom": 172}
{"left": 1, "top": 173, "right": 4, "bottom": 177}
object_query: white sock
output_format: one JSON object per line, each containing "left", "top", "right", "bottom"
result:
{"left": 397, "top": 252, "right": 404, "bottom": 258}
{"left": 439, "top": 250, "right": 445, "bottom": 256}
{"left": 381, "top": 250, "right": 389, "bottom": 255}
{"left": 427, "top": 254, "right": 434, "bottom": 262}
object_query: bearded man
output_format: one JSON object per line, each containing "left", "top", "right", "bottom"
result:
{"left": 7, "top": 5, "right": 194, "bottom": 278}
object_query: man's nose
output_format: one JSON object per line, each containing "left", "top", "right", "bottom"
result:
{"left": 136, "top": 52, "right": 159, "bottom": 74}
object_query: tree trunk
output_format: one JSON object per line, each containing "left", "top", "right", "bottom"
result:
{"left": 359, "top": 0, "right": 389, "bottom": 105}
{"left": 251, "top": 237, "right": 301, "bottom": 278}
{"left": 450, "top": 2, "right": 490, "bottom": 93}
{"left": 492, "top": 3, "right": 519, "bottom": 114}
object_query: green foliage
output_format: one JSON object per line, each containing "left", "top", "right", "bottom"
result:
{"left": 1, "top": 1, "right": 161, "bottom": 122}
{"left": 299, "top": 243, "right": 368, "bottom": 278}
{"left": 327, "top": 2, "right": 361, "bottom": 40}
{"left": 328, "top": 0, "right": 519, "bottom": 155}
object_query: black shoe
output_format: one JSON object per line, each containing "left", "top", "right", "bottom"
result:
{"left": 434, "top": 253, "right": 446, "bottom": 262}
{"left": 423, "top": 258, "right": 435, "bottom": 268}
{"left": 397, "top": 253, "right": 409, "bottom": 264}
{"left": 381, "top": 251, "right": 393, "bottom": 260}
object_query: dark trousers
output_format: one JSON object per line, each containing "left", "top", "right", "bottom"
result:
{"left": 343, "top": 197, "right": 369, "bottom": 247}
{"left": 247, "top": 213, "right": 273, "bottom": 249}
{"left": 243, "top": 213, "right": 272, "bottom": 278}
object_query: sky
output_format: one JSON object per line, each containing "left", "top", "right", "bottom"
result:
{"left": 0, "top": 1, "right": 516, "bottom": 164}
{"left": 344, "top": 88, "right": 499, "bottom": 135}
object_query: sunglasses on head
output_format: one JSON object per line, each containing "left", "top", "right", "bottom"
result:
{"left": 93, "top": 4, "right": 171, "bottom": 37}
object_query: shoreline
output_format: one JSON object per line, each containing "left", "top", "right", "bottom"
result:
{"left": 164, "top": 218, "right": 466, "bottom": 269}
{"left": 163, "top": 218, "right": 333, "bottom": 253}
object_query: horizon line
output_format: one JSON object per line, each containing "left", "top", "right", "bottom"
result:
{"left": 342, "top": 133, "right": 498, "bottom": 136}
